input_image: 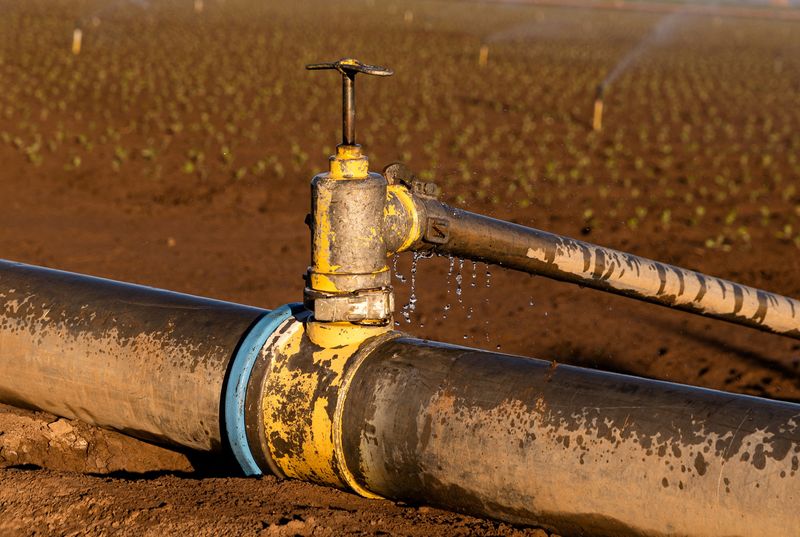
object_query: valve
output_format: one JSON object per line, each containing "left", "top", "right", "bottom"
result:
{"left": 306, "top": 58, "right": 393, "bottom": 146}
{"left": 303, "top": 59, "right": 396, "bottom": 329}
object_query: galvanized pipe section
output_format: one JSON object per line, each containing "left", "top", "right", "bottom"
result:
{"left": 416, "top": 199, "right": 800, "bottom": 339}
{"left": 341, "top": 337, "right": 800, "bottom": 537}
{"left": 0, "top": 259, "right": 266, "bottom": 451}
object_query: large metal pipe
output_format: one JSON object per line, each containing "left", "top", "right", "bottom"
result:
{"left": 341, "top": 337, "right": 800, "bottom": 536}
{"left": 2, "top": 259, "right": 799, "bottom": 536}
{"left": 0, "top": 259, "right": 266, "bottom": 451}
{"left": 415, "top": 198, "right": 800, "bottom": 340}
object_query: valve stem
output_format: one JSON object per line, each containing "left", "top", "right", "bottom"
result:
{"left": 343, "top": 72, "right": 356, "bottom": 145}
{"left": 307, "top": 58, "right": 393, "bottom": 146}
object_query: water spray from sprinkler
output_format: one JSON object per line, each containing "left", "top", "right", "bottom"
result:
{"left": 71, "top": 0, "right": 152, "bottom": 56}
{"left": 478, "top": 44, "right": 489, "bottom": 67}
{"left": 592, "top": 83, "right": 605, "bottom": 132}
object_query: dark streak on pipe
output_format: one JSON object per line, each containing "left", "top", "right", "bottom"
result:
{"left": 415, "top": 199, "right": 800, "bottom": 340}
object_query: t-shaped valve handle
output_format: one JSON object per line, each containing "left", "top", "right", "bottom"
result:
{"left": 306, "top": 58, "right": 393, "bottom": 146}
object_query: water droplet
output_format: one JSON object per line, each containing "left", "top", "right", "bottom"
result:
{"left": 467, "top": 307, "right": 473, "bottom": 319}
{"left": 446, "top": 255, "right": 455, "bottom": 283}
{"left": 529, "top": 298, "right": 534, "bottom": 306}
{"left": 401, "top": 251, "right": 421, "bottom": 324}
{"left": 484, "top": 298, "right": 491, "bottom": 342}
{"left": 471, "top": 261, "right": 478, "bottom": 287}
{"left": 455, "top": 258, "right": 464, "bottom": 303}
{"left": 496, "top": 344, "right": 502, "bottom": 351}
{"left": 463, "top": 334, "right": 468, "bottom": 340}
{"left": 442, "top": 255, "right": 455, "bottom": 319}
{"left": 393, "top": 256, "right": 406, "bottom": 283}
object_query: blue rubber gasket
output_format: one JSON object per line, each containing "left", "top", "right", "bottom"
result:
{"left": 225, "top": 303, "right": 303, "bottom": 476}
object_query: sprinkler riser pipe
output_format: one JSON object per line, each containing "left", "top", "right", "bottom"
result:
{"left": 592, "top": 98, "right": 603, "bottom": 131}
{"left": 479, "top": 44, "right": 489, "bottom": 67}
{"left": 71, "top": 28, "right": 82, "bottom": 55}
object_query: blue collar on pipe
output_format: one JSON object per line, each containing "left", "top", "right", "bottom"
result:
{"left": 225, "top": 303, "right": 304, "bottom": 476}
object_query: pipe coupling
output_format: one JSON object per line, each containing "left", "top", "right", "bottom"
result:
{"left": 304, "top": 287, "right": 394, "bottom": 323}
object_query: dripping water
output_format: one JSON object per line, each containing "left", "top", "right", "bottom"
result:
{"left": 455, "top": 258, "right": 464, "bottom": 303}
{"left": 401, "top": 251, "right": 421, "bottom": 323}
{"left": 442, "top": 255, "right": 455, "bottom": 319}
{"left": 393, "top": 255, "right": 406, "bottom": 283}
{"left": 484, "top": 298, "right": 491, "bottom": 342}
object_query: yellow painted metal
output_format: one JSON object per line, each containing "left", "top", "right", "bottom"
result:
{"left": 386, "top": 184, "right": 422, "bottom": 254}
{"left": 260, "top": 317, "right": 389, "bottom": 490}
{"left": 312, "top": 183, "right": 339, "bottom": 290}
{"left": 306, "top": 320, "right": 389, "bottom": 348}
{"left": 331, "top": 331, "right": 400, "bottom": 501}
{"left": 329, "top": 145, "right": 369, "bottom": 180}
{"left": 308, "top": 273, "right": 339, "bottom": 293}
{"left": 310, "top": 144, "right": 376, "bottom": 292}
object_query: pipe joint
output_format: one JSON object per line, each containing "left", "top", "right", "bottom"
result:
{"left": 241, "top": 310, "right": 396, "bottom": 494}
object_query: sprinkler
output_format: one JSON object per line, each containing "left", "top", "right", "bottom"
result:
{"left": 478, "top": 44, "right": 489, "bottom": 67}
{"left": 1, "top": 59, "right": 799, "bottom": 537}
{"left": 592, "top": 83, "right": 604, "bottom": 131}
{"left": 71, "top": 27, "right": 82, "bottom": 55}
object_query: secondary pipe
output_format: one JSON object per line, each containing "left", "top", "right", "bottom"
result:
{"left": 411, "top": 198, "right": 800, "bottom": 340}
{"left": 1, "top": 259, "right": 799, "bottom": 536}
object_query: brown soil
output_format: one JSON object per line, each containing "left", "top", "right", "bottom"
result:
{"left": 1, "top": 0, "right": 799, "bottom": 535}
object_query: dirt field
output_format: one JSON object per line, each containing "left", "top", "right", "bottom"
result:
{"left": 1, "top": 0, "right": 799, "bottom": 534}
